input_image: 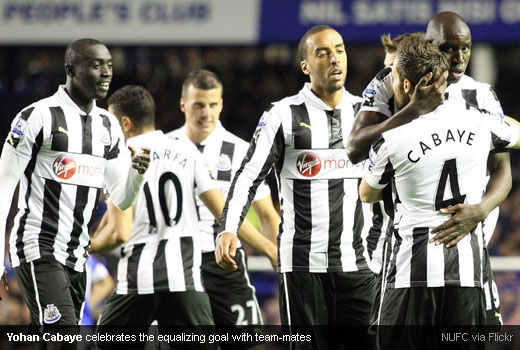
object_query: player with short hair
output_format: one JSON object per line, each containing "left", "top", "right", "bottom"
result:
{"left": 168, "top": 69, "right": 279, "bottom": 350}
{"left": 348, "top": 11, "right": 510, "bottom": 331}
{"left": 0, "top": 39, "right": 150, "bottom": 349}
{"left": 217, "top": 25, "right": 376, "bottom": 349}
{"left": 359, "top": 35, "right": 520, "bottom": 349}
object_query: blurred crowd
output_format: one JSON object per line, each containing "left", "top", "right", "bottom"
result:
{"left": 1, "top": 42, "right": 520, "bottom": 326}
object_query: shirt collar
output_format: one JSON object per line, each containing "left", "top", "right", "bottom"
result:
{"left": 300, "top": 82, "right": 349, "bottom": 111}
{"left": 54, "top": 85, "right": 98, "bottom": 115}
{"left": 180, "top": 121, "right": 224, "bottom": 147}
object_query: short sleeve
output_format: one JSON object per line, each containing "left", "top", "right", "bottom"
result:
{"left": 5, "top": 107, "right": 44, "bottom": 160}
{"left": 364, "top": 135, "right": 392, "bottom": 189}
{"left": 483, "top": 113, "right": 519, "bottom": 150}
{"left": 359, "top": 66, "right": 395, "bottom": 118}
{"left": 194, "top": 154, "right": 219, "bottom": 196}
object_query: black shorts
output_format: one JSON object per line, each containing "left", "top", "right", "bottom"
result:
{"left": 97, "top": 291, "right": 216, "bottom": 350}
{"left": 13, "top": 256, "right": 86, "bottom": 332}
{"left": 482, "top": 247, "right": 502, "bottom": 332}
{"left": 378, "top": 287, "right": 483, "bottom": 350}
{"left": 279, "top": 270, "right": 376, "bottom": 350}
{"left": 201, "top": 248, "right": 264, "bottom": 349}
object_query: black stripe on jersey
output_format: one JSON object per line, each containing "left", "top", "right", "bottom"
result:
{"left": 180, "top": 236, "right": 195, "bottom": 289}
{"left": 410, "top": 227, "right": 429, "bottom": 283}
{"left": 217, "top": 141, "right": 235, "bottom": 181}
{"left": 293, "top": 179, "right": 311, "bottom": 269}
{"left": 387, "top": 229, "right": 402, "bottom": 285}
{"left": 143, "top": 182, "right": 157, "bottom": 233}
{"left": 127, "top": 243, "right": 145, "bottom": 291}
{"left": 153, "top": 239, "right": 168, "bottom": 291}
{"left": 327, "top": 178, "right": 343, "bottom": 270}
{"left": 50, "top": 107, "right": 68, "bottom": 152}
{"left": 80, "top": 114, "right": 93, "bottom": 154}
{"left": 353, "top": 102, "right": 363, "bottom": 117}
{"left": 196, "top": 144, "right": 205, "bottom": 153}
{"left": 376, "top": 66, "right": 392, "bottom": 81}
{"left": 15, "top": 126, "right": 43, "bottom": 261}
{"left": 291, "top": 103, "right": 312, "bottom": 269}
{"left": 353, "top": 180, "right": 368, "bottom": 270}
{"left": 65, "top": 186, "right": 90, "bottom": 267}
{"left": 39, "top": 180, "right": 61, "bottom": 257}
{"left": 101, "top": 115, "right": 120, "bottom": 160}
{"left": 372, "top": 136, "right": 385, "bottom": 154}
{"left": 367, "top": 202, "right": 383, "bottom": 259}
{"left": 491, "top": 132, "right": 511, "bottom": 149}
{"left": 291, "top": 103, "right": 312, "bottom": 149}
{"left": 470, "top": 230, "right": 481, "bottom": 286}
{"left": 388, "top": 96, "right": 395, "bottom": 115}
{"left": 443, "top": 244, "right": 460, "bottom": 286}
{"left": 327, "top": 109, "right": 343, "bottom": 148}
{"left": 379, "top": 159, "right": 394, "bottom": 186}
{"left": 461, "top": 89, "right": 478, "bottom": 110}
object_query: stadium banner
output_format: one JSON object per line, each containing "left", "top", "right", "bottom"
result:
{"left": 260, "top": 0, "right": 520, "bottom": 43}
{"left": 0, "top": 0, "right": 260, "bottom": 44}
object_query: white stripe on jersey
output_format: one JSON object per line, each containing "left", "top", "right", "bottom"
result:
{"left": 114, "top": 130, "right": 214, "bottom": 295}
{"left": 167, "top": 123, "right": 271, "bottom": 253}
{"left": 7, "top": 86, "right": 126, "bottom": 272}
{"left": 222, "top": 83, "right": 370, "bottom": 273}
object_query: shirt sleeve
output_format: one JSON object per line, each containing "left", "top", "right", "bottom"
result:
{"left": 359, "top": 66, "right": 395, "bottom": 118}
{"left": 221, "top": 107, "right": 285, "bottom": 235}
{"left": 5, "top": 106, "right": 44, "bottom": 160}
{"left": 481, "top": 86, "right": 504, "bottom": 115}
{"left": 482, "top": 113, "right": 520, "bottom": 150}
{"left": 194, "top": 153, "right": 219, "bottom": 196}
{"left": 364, "top": 135, "right": 393, "bottom": 189}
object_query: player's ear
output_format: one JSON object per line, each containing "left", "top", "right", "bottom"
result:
{"left": 301, "top": 60, "right": 310, "bottom": 76}
{"left": 65, "top": 64, "right": 75, "bottom": 78}
{"left": 180, "top": 98, "right": 186, "bottom": 113}
{"left": 121, "top": 116, "right": 133, "bottom": 133}
{"left": 403, "top": 79, "right": 413, "bottom": 94}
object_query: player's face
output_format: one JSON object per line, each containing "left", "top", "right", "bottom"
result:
{"left": 72, "top": 44, "right": 113, "bottom": 101}
{"left": 302, "top": 29, "right": 347, "bottom": 96}
{"left": 436, "top": 25, "right": 471, "bottom": 84}
{"left": 384, "top": 51, "right": 396, "bottom": 67}
{"left": 392, "top": 62, "right": 411, "bottom": 110}
{"left": 181, "top": 85, "right": 223, "bottom": 143}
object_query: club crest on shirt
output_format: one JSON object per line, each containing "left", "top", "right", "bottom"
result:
{"left": 7, "top": 117, "right": 28, "bottom": 148}
{"left": 53, "top": 155, "right": 77, "bottom": 180}
{"left": 216, "top": 154, "right": 232, "bottom": 171}
{"left": 43, "top": 304, "right": 61, "bottom": 324}
{"left": 100, "top": 129, "right": 111, "bottom": 145}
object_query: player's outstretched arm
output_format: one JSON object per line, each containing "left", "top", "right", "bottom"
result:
{"left": 200, "top": 189, "right": 278, "bottom": 270}
{"left": 431, "top": 151, "right": 512, "bottom": 248}
{"left": 347, "top": 71, "right": 448, "bottom": 164}
{"left": 105, "top": 146, "right": 150, "bottom": 211}
{"left": 89, "top": 201, "right": 132, "bottom": 253}
{"left": 0, "top": 146, "right": 30, "bottom": 298}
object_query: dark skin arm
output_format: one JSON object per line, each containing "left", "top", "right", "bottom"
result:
{"left": 347, "top": 71, "right": 448, "bottom": 164}
{"left": 430, "top": 151, "right": 512, "bottom": 247}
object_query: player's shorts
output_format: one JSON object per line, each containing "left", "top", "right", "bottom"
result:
{"left": 201, "top": 248, "right": 264, "bottom": 350}
{"left": 378, "top": 287, "right": 483, "bottom": 350}
{"left": 482, "top": 247, "right": 502, "bottom": 332}
{"left": 279, "top": 270, "right": 376, "bottom": 350}
{"left": 13, "top": 256, "right": 86, "bottom": 332}
{"left": 97, "top": 291, "right": 216, "bottom": 350}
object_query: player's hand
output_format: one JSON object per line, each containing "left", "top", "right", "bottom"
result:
{"left": 129, "top": 146, "right": 151, "bottom": 175}
{"left": 215, "top": 233, "right": 238, "bottom": 271}
{"left": 430, "top": 204, "right": 486, "bottom": 248}
{"left": 408, "top": 70, "right": 448, "bottom": 117}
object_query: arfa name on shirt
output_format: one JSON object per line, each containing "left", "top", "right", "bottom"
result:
{"left": 407, "top": 128, "right": 475, "bottom": 163}
{"left": 151, "top": 148, "right": 188, "bottom": 168}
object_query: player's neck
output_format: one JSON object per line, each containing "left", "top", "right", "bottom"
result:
{"left": 186, "top": 128, "right": 209, "bottom": 146}
{"left": 312, "top": 87, "right": 343, "bottom": 109}
{"left": 64, "top": 86, "right": 94, "bottom": 114}
{"left": 126, "top": 127, "right": 156, "bottom": 140}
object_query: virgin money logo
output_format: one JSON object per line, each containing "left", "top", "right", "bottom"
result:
{"left": 296, "top": 152, "right": 321, "bottom": 177}
{"left": 53, "top": 156, "right": 76, "bottom": 180}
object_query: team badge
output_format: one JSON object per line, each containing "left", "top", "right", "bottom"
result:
{"left": 296, "top": 152, "right": 321, "bottom": 177}
{"left": 100, "top": 129, "right": 111, "bottom": 145}
{"left": 216, "top": 154, "right": 232, "bottom": 171}
{"left": 7, "top": 117, "right": 28, "bottom": 148}
{"left": 53, "top": 155, "right": 77, "bottom": 180}
{"left": 43, "top": 304, "right": 61, "bottom": 324}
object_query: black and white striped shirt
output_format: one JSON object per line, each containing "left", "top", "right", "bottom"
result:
{"left": 360, "top": 68, "right": 505, "bottom": 273}
{"left": 167, "top": 123, "right": 271, "bottom": 253}
{"left": 6, "top": 86, "right": 130, "bottom": 272}
{"left": 115, "top": 131, "right": 216, "bottom": 294}
{"left": 221, "top": 83, "right": 371, "bottom": 273}
{"left": 365, "top": 103, "right": 518, "bottom": 288}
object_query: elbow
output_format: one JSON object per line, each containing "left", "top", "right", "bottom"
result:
{"left": 359, "top": 191, "right": 373, "bottom": 203}
{"left": 115, "top": 228, "right": 131, "bottom": 244}
{"left": 346, "top": 140, "right": 364, "bottom": 165}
